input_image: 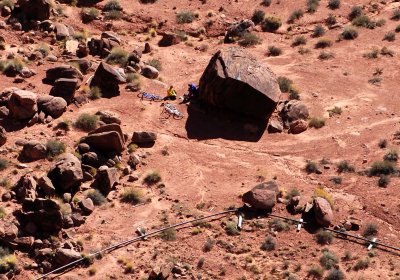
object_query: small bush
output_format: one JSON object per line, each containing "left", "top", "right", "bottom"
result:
{"left": 380, "top": 47, "right": 394, "bottom": 57}
{"left": 261, "top": 16, "right": 282, "bottom": 32}
{"left": 104, "top": 10, "right": 123, "bottom": 20}
{"left": 384, "top": 150, "right": 398, "bottom": 162}
{"left": 176, "top": 11, "right": 197, "bottom": 24}
{"left": 74, "top": 30, "right": 90, "bottom": 42}
{"left": 328, "top": 106, "right": 342, "bottom": 117}
{"left": 0, "top": 158, "right": 9, "bottom": 171}
{"left": 341, "top": 27, "right": 358, "bottom": 40}
{"left": 337, "top": 160, "right": 355, "bottom": 173}
{"left": 298, "top": 47, "right": 310, "bottom": 55}
{"left": 277, "top": 76, "right": 293, "bottom": 92}
{"left": 103, "top": 0, "right": 122, "bottom": 11}
{"left": 286, "top": 188, "right": 300, "bottom": 201}
{"left": 238, "top": 32, "right": 261, "bottom": 47}
{"left": 261, "top": 0, "right": 271, "bottom": 6}
{"left": 120, "top": 187, "right": 144, "bottom": 204}
{"left": 144, "top": 170, "right": 161, "bottom": 185}
{"left": 160, "top": 228, "right": 176, "bottom": 241}
{"left": 307, "top": 0, "right": 319, "bottom": 14}
{"left": 314, "top": 186, "right": 334, "bottom": 207}
{"left": 292, "top": 35, "right": 307, "bottom": 47}
{"left": 328, "top": 0, "right": 340, "bottom": 10}
{"left": 0, "top": 0, "right": 14, "bottom": 9}
{"left": 269, "top": 218, "right": 290, "bottom": 232}
{"left": 225, "top": 221, "right": 239, "bottom": 236}
{"left": 197, "top": 257, "right": 205, "bottom": 268}
{"left": 363, "top": 47, "right": 379, "bottom": 59}
{"left": 88, "top": 86, "right": 102, "bottom": 100}
{"left": 75, "top": 113, "right": 98, "bottom": 131}
{"left": 0, "top": 207, "right": 5, "bottom": 219}
{"left": 318, "top": 51, "right": 333, "bottom": 60}
{"left": 261, "top": 236, "right": 277, "bottom": 251}
{"left": 391, "top": 9, "right": 400, "bottom": 21}
{"left": 313, "top": 25, "right": 326, "bottom": 37}
{"left": 330, "top": 176, "right": 342, "bottom": 184}
{"left": 309, "top": 117, "right": 326, "bottom": 128}
{"left": 383, "top": 31, "right": 395, "bottom": 42}
{"left": 139, "top": 0, "right": 158, "bottom": 3}
{"left": 0, "top": 58, "right": 24, "bottom": 75}
{"left": 396, "top": 25, "right": 400, "bottom": 32}
{"left": 353, "top": 258, "right": 370, "bottom": 271}
{"left": 320, "top": 250, "right": 338, "bottom": 269}
{"left": 267, "top": 45, "right": 282, "bottom": 56}
{"left": 252, "top": 9, "right": 265, "bottom": 25}
{"left": 35, "top": 43, "right": 50, "bottom": 57}
{"left": 352, "top": 15, "right": 373, "bottom": 28}
{"left": 81, "top": 8, "right": 100, "bottom": 22}
{"left": 378, "top": 175, "right": 390, "bottom": 188}
{"left": 325, "top": 269, "right": 345, "bottom": 280}
{"left": 88, "top": 267, "right": 97, "bottom": 276}
{"left": 326, "top": 14, "right": 337, "bottom": 26}
{"left": 86, "top": 190, "right": 106, "bottom": 205}
{"left": 305, "top": 160, "right": 319, "bottom": 174}
{"left": 0, "top": 252, "right": 17, "bottom": 273}
{"left": 349, "top": 6, "right": 363, "bottom": 20}
{"left": 106, "top": 47, "right": 128, "bottom": 66}
{"left": 308, "top": 265, "right": 324, "bottom": 278}
{"left": 363, "top": 223, "right": 378, "bottom": 238}
{"left": 203, "top": 238, "right": 215, "bottom": 252}
{"left": 46, "top": 140, "right": 66, "bottom": 158}
{"left": 316, "top": 230, "right": 333, "bottom": 245}
{"left": 146, "top": 59, "right": 162, "bottom": 71}
{"left": 368, "top": 76, "right": 381, "bottom": 85}
{"left": 288, "top": 9, "right": 304, "bottom": 23}
{"left": 315, "top": 38, "right": 332, "bottom": 48}
{"left": 378, "top": 139, "right": 387, "bottom": 149}
{"left": 368, "top": 161, "right": 396, "bottom": 176}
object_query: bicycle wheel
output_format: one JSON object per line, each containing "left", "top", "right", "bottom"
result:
{"left": 173, "top": 111, "right": 184, "bottom": 120}
{"left": 137, "top": 92, "right": 144, "bottom": 101}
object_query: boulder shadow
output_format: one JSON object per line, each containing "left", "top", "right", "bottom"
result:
{"left": 185, "top": 102, "right": 268, "bottom": 142}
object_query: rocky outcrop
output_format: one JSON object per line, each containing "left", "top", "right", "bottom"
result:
{"left": 280, "top": 100, "right": 309, "bottom": 127}
{"left": 13, "top": 174, "right": 37, "bottom": 201}
{"left": 95, "top": 111, "right": 121, "bottom": 125}
{"left": 224, "top": 19, "right": 255, "bottom": 42}
{"left": 48, "top": 153, "right": 83, "bottom": 192}
{"left": 80, "top": 124, "right": 125, "bottom": 154}
{"left": 45, "top": 65, "right": 83, "bottom": 85}
{"left": 242, "top": 181, "right": 279, "bottom": 210}
{"left": 50, "top": 78, "right": 79, "bottom": 104}
{"left": 21, "top": 141, "right": 47, "bottom": 161}
{"left": 158, "top": 32, "right": 180, "bottom": 47}
{"left": 313, "top": 197, "right": 333, "bottom": 227}
{"left": 54, "top": 248, "right": 81, "bottom": 266}
{"left": 16, "top": 0, "right": 51, "bottom": 21}
{"left": 78, "top": 198, "right": 94, "bottom": 215}
{"left": 37, "top": 96, "right": 67, "bottom": 119}
{"left": 8, "top": 89, "right": 38, "bottom": 120}
{"left": 199, "top": 47, "right": 281, "bottom": 120}
{"left": 0, "top": 126, "right": 6, "bottom": 146}
{"left": 141, "top": 65, "right": 159, "bottom": 79}
{"left": 88, "top": 32, "right": 121, "bottom": 57}
{"left": 91, "top": 167, "right": 119, "bottom": 195}
{"left": 132, "top": 131, "right": 157, "bottom": 144}
{"left": 89, "top": 62, "right": 126, "bottom": 97}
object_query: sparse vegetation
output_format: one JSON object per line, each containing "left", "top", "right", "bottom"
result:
{"left": 353, "top": 258, "right": 370, "bottom": 271}
{"left": 330, "top": 176, "right": 342, "bottom": 185}
{"left": 267, "top": 45, "right": 282, "bottom": 56}
{"left": 88, "top": 86, "right": 102, "bottom": 100}
{"left": 383, "top": 31, "right": 395, "bottom": 42}
{"left": 318, "top": 51, "right": 333, "bottom": 60}
{"left": 368, "top": 161, "right": 396, "bottom": 176}
{"left": 328, "top": 106, "right": 342, "bottom": 117}
{"left": 313, "top": 25, "right": 325, "bottom": 37}
{"left": 81, "top": 8, "right": 100, "bottom": 22}
{"left": 314, "top": 186, "right": 334, "bottom": 207}
{"left": 261, "top": 236, "right": 277, "bottom": 251}
{"left": 252, "top": 9, "right": 265, "bottom": 25}
{"left": 0, "top": 58, "right": 24, "bottom": 75}
{"left": 380, "top": 46, "right": 394, "bottom": 57}
{"left": 203, "top": 238, "right": 215, "bottom": 252}
{"left": 160, "top": 228, "right": 176, "bottom": 241}
{"left": 391, "top": 9, "right": 400, "bottom": 21}
{"left": 35, "top": 43, "right": 50, "bottom": 57}
{"left": 103, "top": 0, "right": 122, "bottom": 12}
{"left": 378, "top": 139, "right": 387, "bottom": 149}
{"left": 288, "top": 9, "right": 304, "bottom": 23}
{"left": 337, "top": 160, "right": 355, "bottom": 173}
{"left": 292, "top": 35, "right": 307, "bottom": 47}
{"left": 315, "top": 38, "right": 332, "bottom": 48}
{"left": 309, "top": 117, "right": 326, "bottom": 128}
{"left": 0, "top": 207, "right": 5, "bottom": 219}
{"left": 396, "top": 25, "right": 400, "bottom": 32}
{"left": 225, "top": 221, "right": 240, "bottom": 235}
{"left": 308, "top": 265, "right": 324, "bottom": 278}
{"left": 86, "top": 190, "right": 106, "bottom": 206}
{"left": 176, "top": 11, "right": 197, "bottom": 24}
{"left": 74, "top": 113, "right": 98, "bottom": 131}
{"left": 325, "top": 269, "right": 345, "bottom": 280}
{"left": 341, "top": 27, "right": 358, "bottom": 40}
{"left": 328, "top": 0, "right": 340, "bottom": 10}
{"left": 144, "top": 170, "right": 161, "bottom": 185}
{"left": 363, "top": 47, "right": 379, "bottom": 59}
{"left": 0, "top": 247, "right": 17, "bottom": 273}
{"left": 120, "top": 187, "right": 144, "bottom": 204}
{"left": 277, "top": 76, "right": 293, "bottom": 92}
{"left": 0, "top": 158, "right": 9, "bottom": 171}
{"left": 349, "top": 6, "right": 363, "bottom": 20}
{"left": 352, "top": 15, "right": 373, "bottom": 28}
{"left": 319, "top": 250, "right": 338, "bottom": 269}
{"left": 384, "top": 150, "right": 398, "bottom": 162}
{"left": 269, "top": 218, "right": 290, "bottom": 232}
{"left": 46, "top": 140, "right": 66, "bottom": 158}
{"left": 326, "top": 14, "right": 337, "bottom": 26}
{"left": 104, "top": 10, "right": 122, "bottom": 20}
{"left": 106, "top": 47, "right": 128, "bottom": 66}
{"left": 316, "top": 230, "right": 333, "bottom": 245}
{"left": 378, "top": 175, "right": 390, "bottom": 188}
{"left": 307, "top": 0, "right": 320, "bottom": 14}
{"left": 261, "top": 16, "right": 282, "bottom": 32}
{"left": 238, "top": 32, "right": 261, "bottom": 47}
{"left": 362, "top": 223, "right": 378, "bottom": 238}
{"left": 261, "top": 0, "right": 271, "bottom": 6}
{"left": 285, "top": 188, "right": 300, "bottom": 201}
{"left": 146, "top": 59, "right": 162, "bottom": 71}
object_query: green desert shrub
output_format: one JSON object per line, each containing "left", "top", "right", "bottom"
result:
{"left": 0, "top": 0, "right": 14, "bottom": 9}
{"left": 292, "top": 35, "right": 307, "bottom": 47}
{"left": 261, "top": 0, "right": 271, "bottom": 6}
{"left": 330, "top": 176, "right": 342, "bottom": 185}
{"left": 35, "top": 43, "right": 50, "bottom": 57}
{"left": 307, "top": 0, "right": 320, "bottom": 14}
{"left": 267, "top": 45, "right": 282, "bottom": 56}
{"left": 325, "top": 269, "right": 345, "bottom": 280}
{"left": 252, "top": 9, "right": 265, "bottom": 25}
{"left": 305, "top": 160, "right": 319, "bottom": 174}
{"left": 326, "top": 13, "right": 337, "bottom": 26}
{"left": 86, "top": 189, "right": 106, "bottom": 205}
{"left": 353, "top": 258, "right": 370, "bottom": 271}
{"left": 277, "top": 76, "right": 293, "bottom": 92}
{"left": 106, "top": 47, "right": 128, "bottom": 65}
{"left": 0, "top": 158, "right": 9, "bottom": 171}
{"left": 289, "top": 87, "right": 300, "bottom": 100}
{"left": 120, "top": 187, "right": 144, "bottom": 204}
{"left": 176, "top": 11, "right": 197, "bottom": 24}
{"left": 349, "top": 5, "right": 363, "bottom": 20}
{"left": 46, "top": 140, "right": 66, "bottom": 158}
{"left": 225, "top": 221, "right": 240, "bottom": 236}
{"left": 203, "top": 238, "right": 215, "bottom": 252}
{"left": 285, "top": 188, "right": 300, "bottom": 201}
{"left": 104, "top": 10, "right": 123, "bottom": 20}
{"left": 362, "top": 223, "right": 378, "bottom": 238}
{"left": 319, "top": 250, "right": 338, "bottom": 269}
{"left": 160, "top": 228, "right": 176, "bottom": 241}
{"left": 368, "top": 161, "right": 396, "bottom": 176}
{"left": 238, "top": 32, "right": 261, "bottom": 47}
{"left": 0, "top": 58, "right": 24, "bottom": 74}
{"left": 144, "top": 170, "right": 161, "bottom": 185}
{"left": 380, "top": 46, "right": 394, "bottom": 57}
{"left": 337, "top": 160, "right": 355, "bottom": 173}
{"left": 307, "top": 265, "right": 324, "bottom": 278}
{"left": 328, "top": 106, "right": 342, "bottom": 117}
{"left": 378, "top": 175, "right": 390, "bottom": 188}
{"left": 261, "top": 16, "right": 282, "bottom": 32}
{"left": 288, "top": 9, "right": 304, "bottom": 23}
{"left": 74, "top": 113, "right": 98, "bottom": 131}
{"left": 391, "top": 9, "right": 400, "bottom": 21}
{"left": 352, "top": 15, "right": 373, "bottom": 28}
{"left": 81, "top": 7, "right": 100, "bottom": 22}
{"left": 103, "top": 0, "right": 122, "bottom": 11}
{"left": 315, "top": 38, "right": 332, "bottom": 48}
{"left": 313, "top": 24, "right": 325, "bottom": 37}
{"left": 383, "top": 31, "right": 395, "bottom": 42}
{"left": 396, "top": 25, "right": 400, "bottom": 32}
{"left": 88, "top": 86, "right": 102, "bottom": 100}
{"left": 384, "top": 150, "right": 398, "bottom": 162}
{"left": 378, "top": 139, "right": 387, "bottom": 149}
{"left": 363, "top": 47, "right": 379, "bottom": 59}
{"left": 328, "top": 0, "right": 340, "bottom": 10}
{"left": 309, "top": 117, "right": 325, "bottom": 128}
{"left": 261, "top": 236, "right": 276, "bottom": 251}
{"left": 146, "top": 59, "right": 162, "bottom": 71}
{"left": 316, "top": 230, "right": 333, "bottom": 245}
{"left": 318, "top": 51, "right": 333, "bottom": 60}
{"left": 341, "top": 27, "right": 358, "bottom": 40}
{"left": 269, "top": 218, "right": 290, "bottom": 232}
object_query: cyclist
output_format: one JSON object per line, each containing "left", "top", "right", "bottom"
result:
{"left": 164, "top": 85, "right": 177, "bottom": 101}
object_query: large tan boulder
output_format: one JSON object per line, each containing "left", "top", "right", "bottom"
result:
{"left": 81, "top": 124, "right": 125, "bottom": 154}
{"left": 48, "top": 153, "right": 83, "bottom": 192}
{"left": 8, "top": 89, "right": 38, "bottom": 120}
{"left": 313, "top": 197, "right": 333, "bottom": 227}
{"left": 242, "top": 181, "right": 279, "bottom": 210}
